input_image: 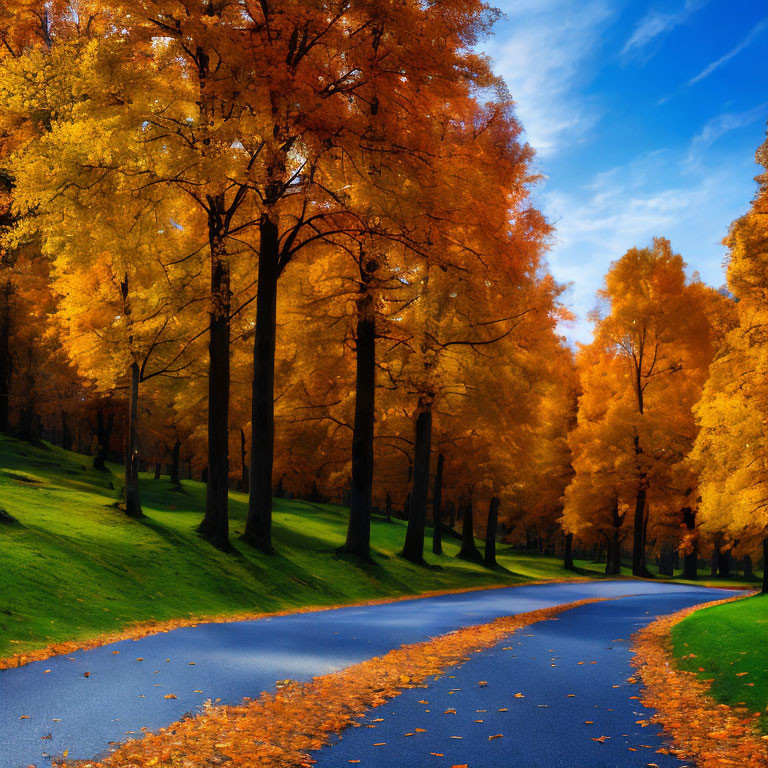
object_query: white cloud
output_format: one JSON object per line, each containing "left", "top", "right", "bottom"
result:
{"left": 487, "top": 1, "right": 616, "bottom": 156}
{"left": 540, "top": 150, "right": 756, "bottom": 344}
{"left": 688, "top": 103, "right": 768, "bottom": 163}
{"left": 688, "top": 19, "right": 768, "bottom": 85}
{"left": 622, "top": 0, "right": 709, "bottom": 57}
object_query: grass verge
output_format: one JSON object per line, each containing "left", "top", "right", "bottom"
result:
{"left": 672, "top": 592, "right": 768, "bottom": 721}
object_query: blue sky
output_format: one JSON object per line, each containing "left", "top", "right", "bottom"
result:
{"left": 482, "top": 0, "right": 768, "bottom": 343}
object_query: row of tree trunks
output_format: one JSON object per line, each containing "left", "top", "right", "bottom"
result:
{"left": 402, "top": 401, "right": 433, "bottom": 563}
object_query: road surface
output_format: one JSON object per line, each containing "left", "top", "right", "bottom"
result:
{"left": 1, "top": 581, "right": 737, "bottom": 767}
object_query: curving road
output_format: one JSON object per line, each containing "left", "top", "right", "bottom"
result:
{"left": 1, "top": 581, "right": 737, "bottom": 768}
{"left": 311, "top": 591, "right": 730, "bottom": 768}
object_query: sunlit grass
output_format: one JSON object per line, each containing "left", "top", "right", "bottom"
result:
{"left": 672, "top": 594, "right": 768, "bottom": 724}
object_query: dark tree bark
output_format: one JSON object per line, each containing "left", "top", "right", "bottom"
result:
{"left": 457, "top": 500, "right": 482, "bottom": 562}
{"left": 343, "top": 260, "right": 378, "bottom": 560}
{"left": 564, "top": 532, "right": 576, "bottom": 571}
{"left": 681, "top": 506, "right": 698, "bottom": 579}
{"left": 402, "top": 402, "right": 432, "bottom": 564}
{"left": 762, "top": 537, "right": 768, "bottom": 595}
{"left": 124, "top": 362, "right": 142, "bottom": 518}
{"left": 448, "top": 499, "right": 456, "bottom": 529}
{"left": 658, "top": 542, "right": 675, "bottom": 577}
{"left": 432, "top": 453, "right": 444, "bottom": 556}
{"left": 94, "top": 408, "right": 114, "bottom": 471}
{"left": 244, "top": 213, "right": 279, "bottom": 554}
{"left": 170, "top": 438, "right": 182, "bottom": 487}
{"left": 0, "top": 280, "right": 10, "bottom": 434}
{"left": 605, "top": 498, "right": 623, "bottom": 576}
{"left": 198, "top": 218, "right": 231, "bottom": 551}
{"left": 631, "top": 484, "right": 653, "bottom": 577}
{"left": 61, "top": 411, "right": 72, "bottom": 452}
{"left": 743, "top": 555, "right": 754, "bottom": 579}
{"left": 718, "top": 544, "right": 731, "bottom": 578}
{"left": 239, "top": 426, "right": 249, "bottom": 493}
{"left": 484, "top": 497, "right": 500, "bottom": 568}
{"left": 385, "top": 491, "right": 393, "bottom": 523}
{"left": 153, "top": 462, "right": 161, "bottom": 480}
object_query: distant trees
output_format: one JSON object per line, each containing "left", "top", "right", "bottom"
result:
{"left": 562, "top": 239, "right": 734, "bottom": 577}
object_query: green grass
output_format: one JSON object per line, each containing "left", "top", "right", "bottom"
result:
{"left": 0, "top": 435, "right": 602, "bottom": 659}
{"left": 672, "top": 593, "right": 768, "bottom": 725}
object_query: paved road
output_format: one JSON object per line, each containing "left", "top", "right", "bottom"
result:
{"left": 310, "top": 590, "right": 732, "bottom": 768}
{"left": 1, "top": 582, "right": 736, "bottom": 768}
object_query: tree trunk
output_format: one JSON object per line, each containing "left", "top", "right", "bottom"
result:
{"left": 170, "top": 439, "right": 181, "bottom": 487}
{"left": 245, "top": 213, "right": 279, "bottom": 554}
{"left": 762, "top": 537, "right": 768, "bottom": 595}
{"left": 239, "top": 426, "right": 248, "bottom": 493}
{"left": 124, "top": 362, "right": 142, "bottom": 518}
{"left": 432, "top": 453, "right": 444, "bottom": 555}
{"left": 153, "top": 461, "right": 161, "bottom": 480}
{"left": 743, "top": 555, "right": 754, "bottom": 579}
{"left": 0, "top": 280, "right": 10, "bottom": 434}
{"left": 343, "top": 266, "right": 377, "bottom": 561}
{"left": 94, "top": 408, "right": 114, "bottom": 471}
{"left": 457, "top": 500, "right": 482, "bottom": 562}
{"left": 484, "top": 497, "right": 499, "bottom": 568}
{"left": 564, "top": 532, "right": 575, "bottom": 571}
{"left": 658, "top": 542, "right": 674, "bottom": 577}
{"left": 681, "top": 506, "right": 698, "bottom": 580}
{"left": 61, "top": 411, "right": 72, "bottom": 451}
{"left": 385, "top": 492, "right": 392, "bottom": 523}
{"left": 718, "top": 544, "right": 731, "bottom": 578}
{"left": 198, "top": 228, "right": 231, "bottom": 551}
{"left": 402, "top": 402, "right": 432, "bottom": 564}
{"left": 632, "top": 485, "right": 652, "bottom": 577}
{"left": 605, "top": 498, "right": 623, "bottom": 576}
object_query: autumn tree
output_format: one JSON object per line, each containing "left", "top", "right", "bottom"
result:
{"left": 563, "top": 239, "right": 733, "bottom": 576}
{"left": 691, "top": 129, "right": 768, "bottom": 592}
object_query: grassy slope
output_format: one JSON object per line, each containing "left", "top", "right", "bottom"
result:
{"left": 0, "top": 435, "right": 597, "bottom": 658}
{"left": 0, "top": 435, "right": 753, "bottom": 661}
{"left": 672, "top": 594, "right": 768, "bottom": 722}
